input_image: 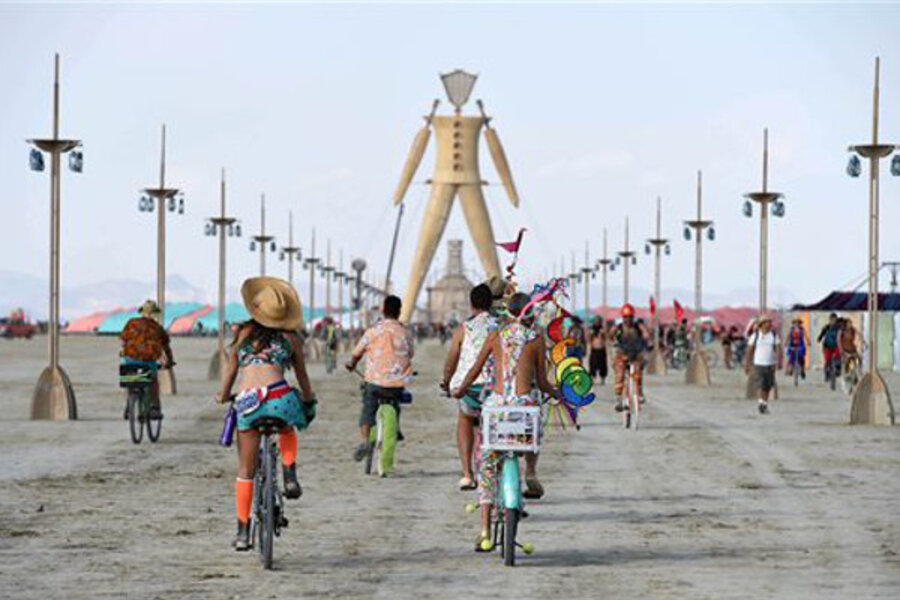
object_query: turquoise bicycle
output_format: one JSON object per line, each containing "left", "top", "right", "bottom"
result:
{"left": 480, "top": 403, "right": 540, "bottom": 566}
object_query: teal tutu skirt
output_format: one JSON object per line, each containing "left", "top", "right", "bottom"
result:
{"left": 236, "top": 388, "right": 308, "bottom": 431}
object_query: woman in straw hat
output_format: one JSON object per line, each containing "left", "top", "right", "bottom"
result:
{"left": 217, "top": 277, "right": 317, "bottom": 551}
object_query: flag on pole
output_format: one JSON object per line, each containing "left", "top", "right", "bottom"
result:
{"left": 649, "top": 296, "right": 657, "bottom": 319}
{"left": 674, "top": 299, "right": 684, "bottom": 323}
{"left": 497, "top": 228, "right": 527, "bottom": 279}
{"left": 497, "top": 228, "right": 526, "bottom": 253}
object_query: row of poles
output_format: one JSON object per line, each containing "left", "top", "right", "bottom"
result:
{"left": 27, "top": 54, "right": 392, "bottom": 420}
{"left": 26, "top": 54, "right": 897, "bottom": 424}
{"left": 540, "top": 59, "right": 896, "bottom": 424}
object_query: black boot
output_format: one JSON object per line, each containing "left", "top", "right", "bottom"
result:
{"left": 283, "top": 464, "right": 302, "bottom": 499}
{"left": 233, "top": 520, "right": 250, "bottom": 551}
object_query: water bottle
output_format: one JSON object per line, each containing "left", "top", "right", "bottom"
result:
{"left": 219, "top": 406, "right": 237, "bottom": 447}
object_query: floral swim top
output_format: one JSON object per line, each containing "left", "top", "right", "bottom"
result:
{"left": 237, "top": 334, "right": 294, "bottom": 369}
{"left": 497, "top": 321, "right": 538, "bottom": 397}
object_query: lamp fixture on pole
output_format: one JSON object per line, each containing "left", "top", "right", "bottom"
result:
{"left": 596, "top": 227, "right": 613, "bottom": 321}
{"left": 279, "top": 211, "right": 302, "bottom": 287}
{"left": 616, "top": 217, "right": 637, "bottom": 305}
{"left": 249, "top": 195, "right": 275, "bottom": 276}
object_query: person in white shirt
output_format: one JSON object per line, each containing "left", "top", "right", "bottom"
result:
{"left": 744, "top": 314, "right": 782, "bottom": 414}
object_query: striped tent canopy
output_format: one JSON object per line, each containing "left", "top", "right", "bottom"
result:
{"left": 64, "top": 308, "right": 128, "bottom": 333}
{"left": 95, "top": 302, "right": 207, "bottom": 334}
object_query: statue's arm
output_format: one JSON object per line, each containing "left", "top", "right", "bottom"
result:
{"left": 392, "top": 100, "right": 439, "bottom": 205}
{"left": 478, "top": 100, "right": 520, "bottom": 208}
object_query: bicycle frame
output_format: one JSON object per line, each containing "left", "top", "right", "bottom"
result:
{"left": 499, "top": 452, "right": 522, "bottom": 510}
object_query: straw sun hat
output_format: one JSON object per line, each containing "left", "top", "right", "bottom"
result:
{"left": 241, "top": 277, "right": 304, "bottom": 330}
{"left": 138, "top": 300, "right": 161, "bottom": 317}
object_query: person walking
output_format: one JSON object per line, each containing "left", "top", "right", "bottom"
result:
{"left": 744, "top": 314, "right": 782, "bottom": 415}
{"left": 588, "top": 317, "right": 608, "bottom": 385}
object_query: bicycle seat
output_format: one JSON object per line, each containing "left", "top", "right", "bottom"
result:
{"left": 253, "top": 416, "right": 289, "bottom": 433}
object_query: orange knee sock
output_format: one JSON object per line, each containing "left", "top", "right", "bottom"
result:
{"left": 278, "top": 428, "right": 297, "bottom": 467}
{"left": 236, "top": 478, "right": 253, "bottom": 523}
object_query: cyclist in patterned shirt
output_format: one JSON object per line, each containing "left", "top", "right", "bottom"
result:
{"left": 346, "top": 295, "right": 415, "bottom": 460}
{"left": 442, "top": 284, "right": 498, "bottom": 491}
{"left": 119, "top": 300, "right": 174, "bottom": 419}
{"left": 452, "top": 292, "right": 559, "bottom": 551}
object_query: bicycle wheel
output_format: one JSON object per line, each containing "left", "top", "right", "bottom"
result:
{"left": 147, "top": 397, "right": 162, "bottom": 443}
{"left": 793, "top": 364, "right": 800, "bottom": 387}
{"left": 829, "top": 362, "right": 837, "bottom": 391}
{"left": 706, "top": 350, "right": 719, "bottom": 369}
{"left": 258, "top": 438, "right": 275, "bottom": 570}
{"left": 504, "top": 508, "right": 519, "bottom": 567}
{"left": 632, "top": 383, "right": 641, "bottom": 431}
{"left": 128, "top": 390, "right": 143, "bottom": 444}
{"left": 364, "top": 430, "right": 375, "bottom": 476}
{"left": 378, "top": 404, "right": 398, "bottom": 477}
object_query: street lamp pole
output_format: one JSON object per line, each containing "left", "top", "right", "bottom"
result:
{"left": 580, "top": 241, "right": 594, "bottom": 319}
{"left": 141, "top": 124, "right": 183, "bottom": 396}
{"left": 304, "top": 229, "right": 320, "bottom": 327}
{"left": 617, "top": 217, "right": 636, "bottom": 305}
{"left": 205, "top": 169, "right": 239, "bottom": 381}
{"left": 29, "top": 53, "right": 82, "bottom": 420}
{"left": 847, "top": 57, "right": 897, "bottom": 425}
{"left": 569, "top": 251, "right": 578, "bottom": 314}
{"left": 322, "top": 240, "right": 335, "bottom": 318}
{"left": 743, "top": 129, "right": 785, "bottom": 397}
{"left": 250, "top": 195, "right": 274, "bottom": 276}
{"left": 596, "top": 227, "right": 613, "bottom": 321}
{"left": 646, "top": 197, "right": 670, "bottom": 375}
{"left": 683, "top": 170, "right": 715, "bottom": 386}
{"left": 279, "top": 212, "right": 301, "bottom": 287}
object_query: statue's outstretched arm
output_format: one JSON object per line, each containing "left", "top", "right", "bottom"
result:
{"left": 477, "top": 100, "right": 520, "bottom": 208}
{"left": 392, "top": 99, "right": 440, "bottom": 205}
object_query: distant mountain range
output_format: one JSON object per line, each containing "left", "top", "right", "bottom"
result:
{"left": 0, "top": 271, "right": 213, "bottom": 321}
{"left": 1, "top": 269, "right": 804, "bottom": 322}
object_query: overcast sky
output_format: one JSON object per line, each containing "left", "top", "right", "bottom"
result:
{"left": 2, "top": 1, "right": 899, "bottom": 311}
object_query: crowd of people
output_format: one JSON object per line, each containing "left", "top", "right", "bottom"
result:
{"left": 114, "top": 274, "right": 868, "bottom": 554}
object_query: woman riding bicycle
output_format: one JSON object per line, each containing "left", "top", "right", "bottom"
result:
{"left": 217, "top": 277, "right": 317, "bottom": 551}
{"left": 452, "top": 292, "right": 559, "bottom": 552}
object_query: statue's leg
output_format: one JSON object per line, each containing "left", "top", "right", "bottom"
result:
{"left": 400, "top": 183, "right": 457, "bottom": 323}
{"left": 457, "top": 185, "right": 502, "bottom": 281}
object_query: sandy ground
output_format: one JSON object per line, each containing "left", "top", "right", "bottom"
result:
{"left": 1, "top": 335, "right": 898, "bottom": 599}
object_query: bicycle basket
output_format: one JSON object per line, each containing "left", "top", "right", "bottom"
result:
{"left": 118, "top": 363, "right": 156, "bottom": 388}
{"left": 481, "top": 405, "right": 541, "bottom": 453}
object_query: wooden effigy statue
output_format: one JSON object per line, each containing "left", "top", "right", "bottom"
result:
{"left": 393, "top": 69, "right": 520, "bottom": 322}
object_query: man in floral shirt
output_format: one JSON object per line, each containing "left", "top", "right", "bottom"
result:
{"left": 346, "top": 295, "right": 414, "bottom": 460}
{"left": 120, "top": 300, "right": 174, "bottom": 418}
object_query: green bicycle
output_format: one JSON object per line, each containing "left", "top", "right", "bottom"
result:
{"left": 119, "top": 360, "right": 164, "bottom": 444}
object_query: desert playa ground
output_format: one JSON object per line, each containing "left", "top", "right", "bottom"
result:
{"left": 1, "top": 336, "right": 898, "bottom": 599}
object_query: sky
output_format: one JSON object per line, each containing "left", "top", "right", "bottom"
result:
{"left": 1, "top": 1, "right": 900, "bottom": 314}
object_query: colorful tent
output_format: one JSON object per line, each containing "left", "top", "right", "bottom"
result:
{"left": 94, "top": 302, "right": 207, "bottom": 334}
{"left": 64, "top": 308, "right": 127, "bottom": 333}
